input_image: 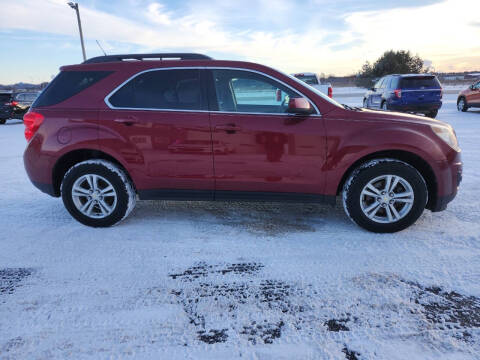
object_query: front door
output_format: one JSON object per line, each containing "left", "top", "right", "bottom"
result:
{"left": 206, "top": 68, "right": 327, "bottom": 198}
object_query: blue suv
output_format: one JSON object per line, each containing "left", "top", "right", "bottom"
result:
{"left": 363, "top": 74, "right": 442, "bottom": 118}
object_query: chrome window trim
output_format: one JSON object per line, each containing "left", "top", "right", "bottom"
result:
{"left": 104, "top": 66, "right": 321, "bottom": 116}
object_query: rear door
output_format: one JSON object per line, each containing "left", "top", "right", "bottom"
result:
{"left": 400, "top": 76, "right": 442, "bottom": 104}
{"left": 207, "top": 68, "right": 327, "bottom": 198}
{"left": 101, "top": 68, "right": 215, "bottom": 198}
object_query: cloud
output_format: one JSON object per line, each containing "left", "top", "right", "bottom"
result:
{"left": 0, "top": 0, "right": 479, "bottom": 79}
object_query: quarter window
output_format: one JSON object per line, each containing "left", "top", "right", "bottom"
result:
{"left": 211, "top": 69, "right": 313, "bottom": 114}
{"left": 109, "top": 69, "right": 204, "bottom": 110}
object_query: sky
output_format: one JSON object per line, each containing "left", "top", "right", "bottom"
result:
{"left": 0, "top": 0, "right": 479, "bottom": 84}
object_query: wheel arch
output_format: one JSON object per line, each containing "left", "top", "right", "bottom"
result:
{"left": 52, "top": 149, "right": 135, "bottom": 197}
{"left": 336, "top": 150, "right": 437, "bottom": 210}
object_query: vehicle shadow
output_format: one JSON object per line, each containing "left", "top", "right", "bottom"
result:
{"left": 129, "top": 199, "right": 349, "bottom": 236}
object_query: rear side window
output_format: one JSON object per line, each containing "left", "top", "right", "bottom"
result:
{"left": 33, "top": 71, "right": 112, "bottom": 107}
{"left": 108, "top": 69, "right": 205, "bottom": 111}
{"left": 400, "top": 76, "right": 441, "bottom": 89}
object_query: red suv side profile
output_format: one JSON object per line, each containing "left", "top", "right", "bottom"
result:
{"left": 23, "top": 53, "right": 462, "bottom": 232}
{"left": 457, "top": 80, "right": 480, "bottom": 112}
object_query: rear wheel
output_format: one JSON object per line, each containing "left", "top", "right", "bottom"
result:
{"left": 426, "top": 110, "right": 438, "bottom": 118}
{"left": 457, "top": 97, "right": 468, "bottom": 112}
{"left": 61, "top": 160, "right": 136, "bottom": 227}
{"left": 342, "top": 159, "right": 427, "bottom": 233}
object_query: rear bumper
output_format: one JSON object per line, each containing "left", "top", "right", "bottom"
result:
{"left": 389, "top": 102, "right": 442, "bottom": 113}
{"left": 0, "top": 107, "right": 12, "bottom": 119}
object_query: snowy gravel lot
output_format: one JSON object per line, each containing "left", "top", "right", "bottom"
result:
{"left": 1, "top": 92, "right": 479, "bottom": 359}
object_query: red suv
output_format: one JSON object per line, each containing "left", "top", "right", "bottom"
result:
{"left": 457, "top": 80, "right": 480, "bottom": 112}
{"left": 23, "top": 53, "right": 462, "bottom": 232}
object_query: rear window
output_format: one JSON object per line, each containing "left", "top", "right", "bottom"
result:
{"left": 108, "top": 69, "right": 204, "bottom": 110}
{"left": 294, "top": 74, "right": 319, "bottom": 85}
{"left": 0, "top": 94, "right": 12, "bottom": 102}
{"left": 33, "top": 71, "right": 112, "bottom": 107}
{"left": 400, "top": 76, "right": 440, "bottom": 89}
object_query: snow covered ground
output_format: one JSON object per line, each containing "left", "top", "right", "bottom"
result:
{"left": 1, "top": 92, "right": 479, "bottom": 359}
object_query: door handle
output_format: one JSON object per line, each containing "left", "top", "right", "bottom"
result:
{"left": 214, "top": 123, "right": 242, "bottom": 134}
{"left": 114, "top": 116, "right": 139, "bottom": 126}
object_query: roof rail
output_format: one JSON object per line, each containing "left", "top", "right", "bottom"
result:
{"left": 83, "top": 53, "right": 213, "bottom": 64}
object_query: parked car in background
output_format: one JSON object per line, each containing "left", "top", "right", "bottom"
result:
{"left": 292, "top": 72, "right": 333, "bottom": 98}
{"left": 457, "top": 80, "right": 480, "bottom": 112}
{"left": 0, "top": 91, "right": 40, "bottom": 124}
{"left": 23, "top": 53, "right": 461, "bottom": 233}
{"left": 363, "top": 74, "right": 442, "bottom": 118}
{"left": 12, "top": 92, "right": 40, "bottom": 119}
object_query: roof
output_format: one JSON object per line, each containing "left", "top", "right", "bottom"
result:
{"left": 83, "top": 53, "right": 213, "bottom": 64}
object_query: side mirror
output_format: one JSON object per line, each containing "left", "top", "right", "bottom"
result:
{"left": 287, "top": 98, "right": 313, "bottom": 115}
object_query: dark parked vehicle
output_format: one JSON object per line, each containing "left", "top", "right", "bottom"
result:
{"left": 0, "top": 91, "right": 40, "bottom": 124}
{"left": 23, "top": 53, "right": 462, "bottom": 232}
{"left": 0, "top": 92, "right": 14, "bottom": 124}
{"left": 363, "top": 74, "right": 443, "bottom": 118}
{"left": 457, "top": 80, "right": 480, "bottom": 112}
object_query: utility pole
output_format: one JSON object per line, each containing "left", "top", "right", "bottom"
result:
{"left": 67, "top": 2, "right": 87, "bottom": 61}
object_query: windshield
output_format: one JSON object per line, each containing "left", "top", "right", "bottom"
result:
{"left": 294, "top": 74, "right": 319, "bottom": 85}
{"left": 286, "top": 73, "right": 344, "bottom": 109}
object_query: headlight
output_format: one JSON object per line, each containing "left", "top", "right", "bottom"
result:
{"left": 431, "top": 124, "right": 460, "bottom": 151}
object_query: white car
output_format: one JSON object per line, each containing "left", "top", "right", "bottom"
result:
{"left": 292, "top": 72, "right": 333, "bottom": 98}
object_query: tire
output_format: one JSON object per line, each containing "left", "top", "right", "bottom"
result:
{"left": 426, "top": 110, "right": 438, "bottom": 118}
{"left": 381, "top": 101, "right": 388, "bottom": 111}
{"left": 363, "top": 98, "right": 368, "bottom": 108}
{"left": 342, "top": 159, "right": 427, "bottom": 233}
{"left": 0, "top": 119, "right": 6, "bottom": 125}
{"left": 457, "top": 97, "right": 468, "bottom": 112}
{"left": 61, "top": 160, "right": 136, "bottom": 227}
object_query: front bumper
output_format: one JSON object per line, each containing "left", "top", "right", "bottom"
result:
{"left": 429, "top": 152, "right": 462, "bottom": 212}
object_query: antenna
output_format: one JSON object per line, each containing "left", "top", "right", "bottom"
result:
{"left": 95, "top": 40, "right": 107, "bottom": 56}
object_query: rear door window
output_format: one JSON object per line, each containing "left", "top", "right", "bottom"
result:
{"left": 108, "top": 69, "right": 205, "bottom": 111}
{"left": 400, "top": 76, "right": 441, "bottom": 89}
{"left": 33, "top": 71, "right": 113, "bottom": 107}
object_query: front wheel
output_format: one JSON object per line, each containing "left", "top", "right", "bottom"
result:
{"left": 426, "top": 110, "right": 438, "bottom": 118}
{"left": 61, "top": 160, "right": 136, "bottom": 227}
{"left": 457, "top": 97, "right": 468, "bottom": 112}
{"left": 342, "top": 159, "right": 427, "bottom": 233}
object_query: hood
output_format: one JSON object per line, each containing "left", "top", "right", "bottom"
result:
{"left": 325, "top": 106, "right": 447, "bottom": 127}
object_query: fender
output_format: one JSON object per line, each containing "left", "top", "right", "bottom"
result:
{"left": 323, "top": 116, "right": 445, "bottom": 196}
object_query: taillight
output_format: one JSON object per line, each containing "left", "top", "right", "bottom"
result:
{"left": 328, "top": 86, "right": 333, "bottom": 98}
{"left": 4, "top": 101, "right": 18, "bottom": 106}
{"left": 23, "top": 111, "right": 44, "bottom": 141}
{"left": 394, "top": 89, "right": 402, "bottom": 98}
